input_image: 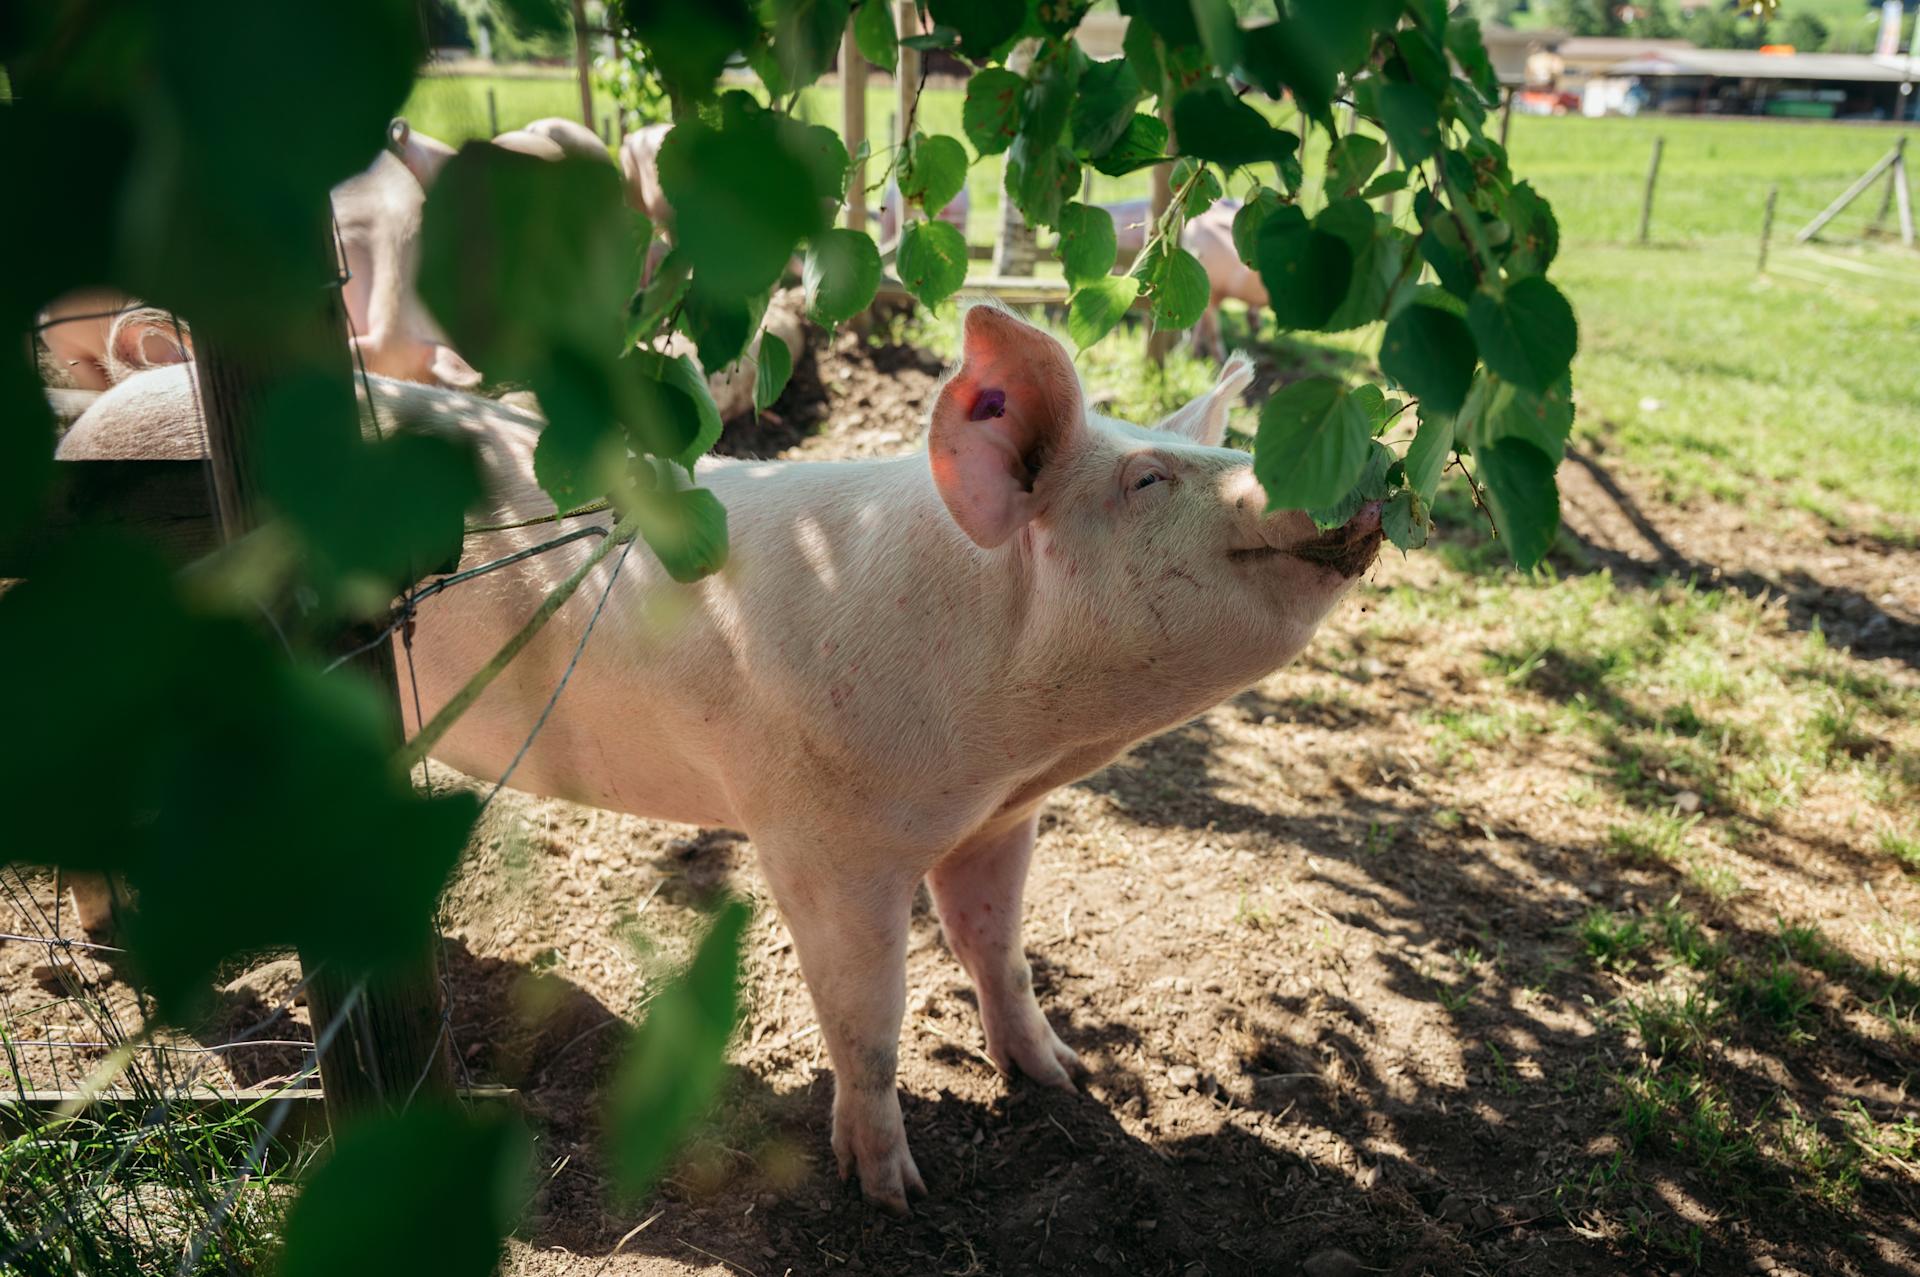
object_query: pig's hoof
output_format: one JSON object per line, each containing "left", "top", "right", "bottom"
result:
{"left": 835, "top": 1138, "right": 926, "bottom": 1216}
{"left": 991, "top": 1019, "right": 1084, "bottom": 1092}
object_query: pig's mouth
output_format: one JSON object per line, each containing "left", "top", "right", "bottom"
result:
{"left": 1284, "top": 501, "right": 1384, "bottom": 578}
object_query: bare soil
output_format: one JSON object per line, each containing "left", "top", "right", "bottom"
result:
{"left": 5, "top": 323, "right": 1918, "bottom": 1277}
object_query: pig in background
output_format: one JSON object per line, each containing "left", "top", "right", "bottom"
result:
{"left": 57, "top": 303, "right": 1384, "bottom": 1214}
{"left": 1101, "top": 197, "right": 1268, "bottom": 363}
{"left": 34, "top": 291, "right": 192, "bottom": 395}
{"left": 370, "top": 118, "right": 791, "bottom": 422}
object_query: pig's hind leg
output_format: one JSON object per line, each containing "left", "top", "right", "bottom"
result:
{"left": 927, "top": 812, "right": 1084, "bottom": 1090}
{"left": 756, "top": 844, "right": 926, "bottom": 1214}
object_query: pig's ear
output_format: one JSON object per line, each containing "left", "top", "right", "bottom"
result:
{"left": 1155, "top": 354, "right": 1253, "bottom": 447}
{"left": 430, "top": 346, "right": 483, "bottom": 389}
{"left": 928, "top": 305, "right": 1086, "bottom": 548}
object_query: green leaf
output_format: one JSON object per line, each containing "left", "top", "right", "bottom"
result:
{"left": 1150, "top": 247, "right": 1210, "bottom": 331}
{"left": 901, "top": 132, "right": 969, "bottom": 216}
{"left": 1231, "top": 187, "right": 1282, "bottom": 267}
{"left": 531, "top": 353, "right": 629, "bottom": 512}
{"left": 1059, "top": 201, "right": 1118, "bottom": 287}
{"left": 1068, "top": 276, "right": 1140, "bottom": 350}
{"left": 618, "top": 0, "right": 755, "bottom": 101}
{"left": 1382, "top": 489, "right": 1430, "bottom": 551}
{"left": 783, "top": 119, "right": 852, "bottom": 205}
{"left": 608, "top": 901, "right": 750, "bottom": 1194}
{"left": 1306, "top": 438, "right": 1394, "bottom": 530}
{"left": 1376, "top": 82, "right": 1442, "bottom": 165}
{"left": 0, "top": 540, "right": 482, "bottom": 1019}
{"left": 683, "top": 286, "right": 758, "bottom": 373}
{"left": 1089, "top": 113, "right": 1170, "bottom": 177}
{"left": 1362, "top": 169, "right": 1409, "bottom": 198}
{"left": 0, "top": 347, "right": 55, "bottom": 555}
{"left": 1404, "top": 410, "right": 1454, "bottom": 503}
{"left": 1393, "top": 26, "right": 1452, "bottom": 102}
{"left": 628, "top": 249, "right": 693, "bottom": 344}
{"left": 1500, "top": 181, "right": 1559, "bottom": 278}
{"left": 803, "top": 228, "right": 882, "bottom": 326}
{"left": 1326, "top": 134, "right": 1386, "bottom": 198}
{"left": 962, "top": 67, "right": 1024, "bottom": 157}
{"left": 1173, "top": 158, "right": 1225, "bottom": 218}
{"left": 281, "top": 1107, "right": 528, "bottom": 1277}
{"left": 632, "top": 350, "right": 724, "bottom": 472}
{"left": 421, "top": 148, "right": 643, "bottom": 383}
{"left": 1005, "top": 137, "right": 1080, "bottom": 229}
{"left": 1128, "top": 0, "right": 1199, "bottom": 46}
{"left": 754, "top": 333, "right": 793, "bottom": 412}
{"left": 634, "top": 475, "right": 731, "bottom": 582}
{"left": 1379, "top": 302, "right": 1477, "bottom": 415}
{"left": 1315, "top": 199, "right": 1403, "bottom": 332}
{"left": 927, "top": 0, "right": 1023, "bottom": 59}
{"left": 1253, "top": 377, "right": 1376, "bottom": 510}
{"left": 897, "top": 218, "right": 969, "bottom": 308}
{"left": 1020, "top": 54, "right": 1072, "bottom": 149}
{"left": 1467, "top": 277, "right": 1578, "bottom": 395}
{"left": 1171, "top": 80, "right": 1300, "bottom": 172}
{"left": 853, "top": 0, "right": 898, "bottom": 73}
{"left": 1460, "top": 369, "right": 1574, "bottom": 463}
{"left": 1475, "top": 438, "right": 1560, "bottom": 570}
{"left": 1191, "top": 0, "right": 1242, "bottom": 68}
{"left": 257, "top": 386, "right": 484, "bottom": 597}
{"left": 1071, "top": 58, "right": 1146, "bottom": 161}
{"left": 656, "top": 98, "right": 830, "bottom": 296}
{"left": 1446, "top": 15, "right": 1500, "bottom": 105}
{"left": 1256, "top": 204, "right": 1353, "bottom": 331}
{"left": 770, "top": 0, "right": 850, "bottom": 92}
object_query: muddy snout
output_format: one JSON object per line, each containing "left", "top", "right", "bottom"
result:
{"left": 1289, "top": 500, "right": 1384, "bottom": 577}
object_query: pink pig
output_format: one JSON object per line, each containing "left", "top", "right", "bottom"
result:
{"left": 56, "top": 305, "right": 1381, "bottom": 1212}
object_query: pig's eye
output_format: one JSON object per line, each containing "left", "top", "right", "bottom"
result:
{"left": 1131, "top": 471, "right": 1164, "bottom": 492}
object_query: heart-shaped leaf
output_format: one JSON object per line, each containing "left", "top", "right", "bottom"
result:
{"left": 897, "top": 218, "right": 969, "bottom": 308}
{"left": 1467, "top": 277, "right": 1578, "bottom": 394}
{"left": 803, "top": 228, "right": 882, "bottom": 326}
{"left": 1380, "top": 302, "right": 1478, "bottom": 415}
{"left": 1253, "top": 377, "right": 1377, "bottom": 509}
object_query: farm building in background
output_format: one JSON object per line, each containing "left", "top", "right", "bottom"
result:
{"left": 1598, "top": 48, "right": 1918, "bottom": 119}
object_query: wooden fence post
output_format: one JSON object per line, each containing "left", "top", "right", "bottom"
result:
{"left": 1796, "top": 141, "right": 1905, "bottom": 243}
{"left": 1872, "top": 135, "right": 1907, "bottom": 233}
{"left": 194, "top": 206, "right": 453, "bottom": 1130}
{"left": 487, "top": 86, "right": 499, "bottom": 137}
{"left": 1637, "top": 135, "right": 1663, "bottom": 245}
{"left": 1498, "top": 84, "right": 1514, "bottom": 150}
{"left": 571, "top": 0, "right": 595, "bottom": 133}
{"left": 843, "top": 25, "right": 867, "bottom": 234}
{"left": 1757, "top": 184, "right": 1777, "bottom": 273}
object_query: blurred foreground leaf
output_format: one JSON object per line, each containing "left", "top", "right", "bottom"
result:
{"left": 608, "top": 900, "right": 750, "bottom": 1195}
{"left": 280, "top": 1106, "right": 529, "bottom": 1277}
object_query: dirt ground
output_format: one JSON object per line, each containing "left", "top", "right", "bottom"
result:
{"left": 6, "top": 321, "right": 1919, "bottom": 1276}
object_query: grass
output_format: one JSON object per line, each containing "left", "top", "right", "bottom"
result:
{"left": 0, "top": 987, "right": 308, "bottom": 1276}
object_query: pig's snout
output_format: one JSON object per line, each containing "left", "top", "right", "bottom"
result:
{"left": 1288, "top": 500, "right": 1385, "bottom": 578}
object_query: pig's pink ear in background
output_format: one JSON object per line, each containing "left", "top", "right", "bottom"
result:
{"left": 430, "top": 346, "right": 483, "bottom": 389}
{"left": 1154, "top": 353, "right": 1253, "bottom": 448}
{"left": 927, "top": 305, "right": 1086, "bottom": 548}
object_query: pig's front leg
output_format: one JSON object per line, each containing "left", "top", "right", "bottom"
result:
{"left": 927, "top": 812, "right": 1083, "bottom": 1089}
{"left": 757, "top": 846, "right": 925, "bottom": 1214}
